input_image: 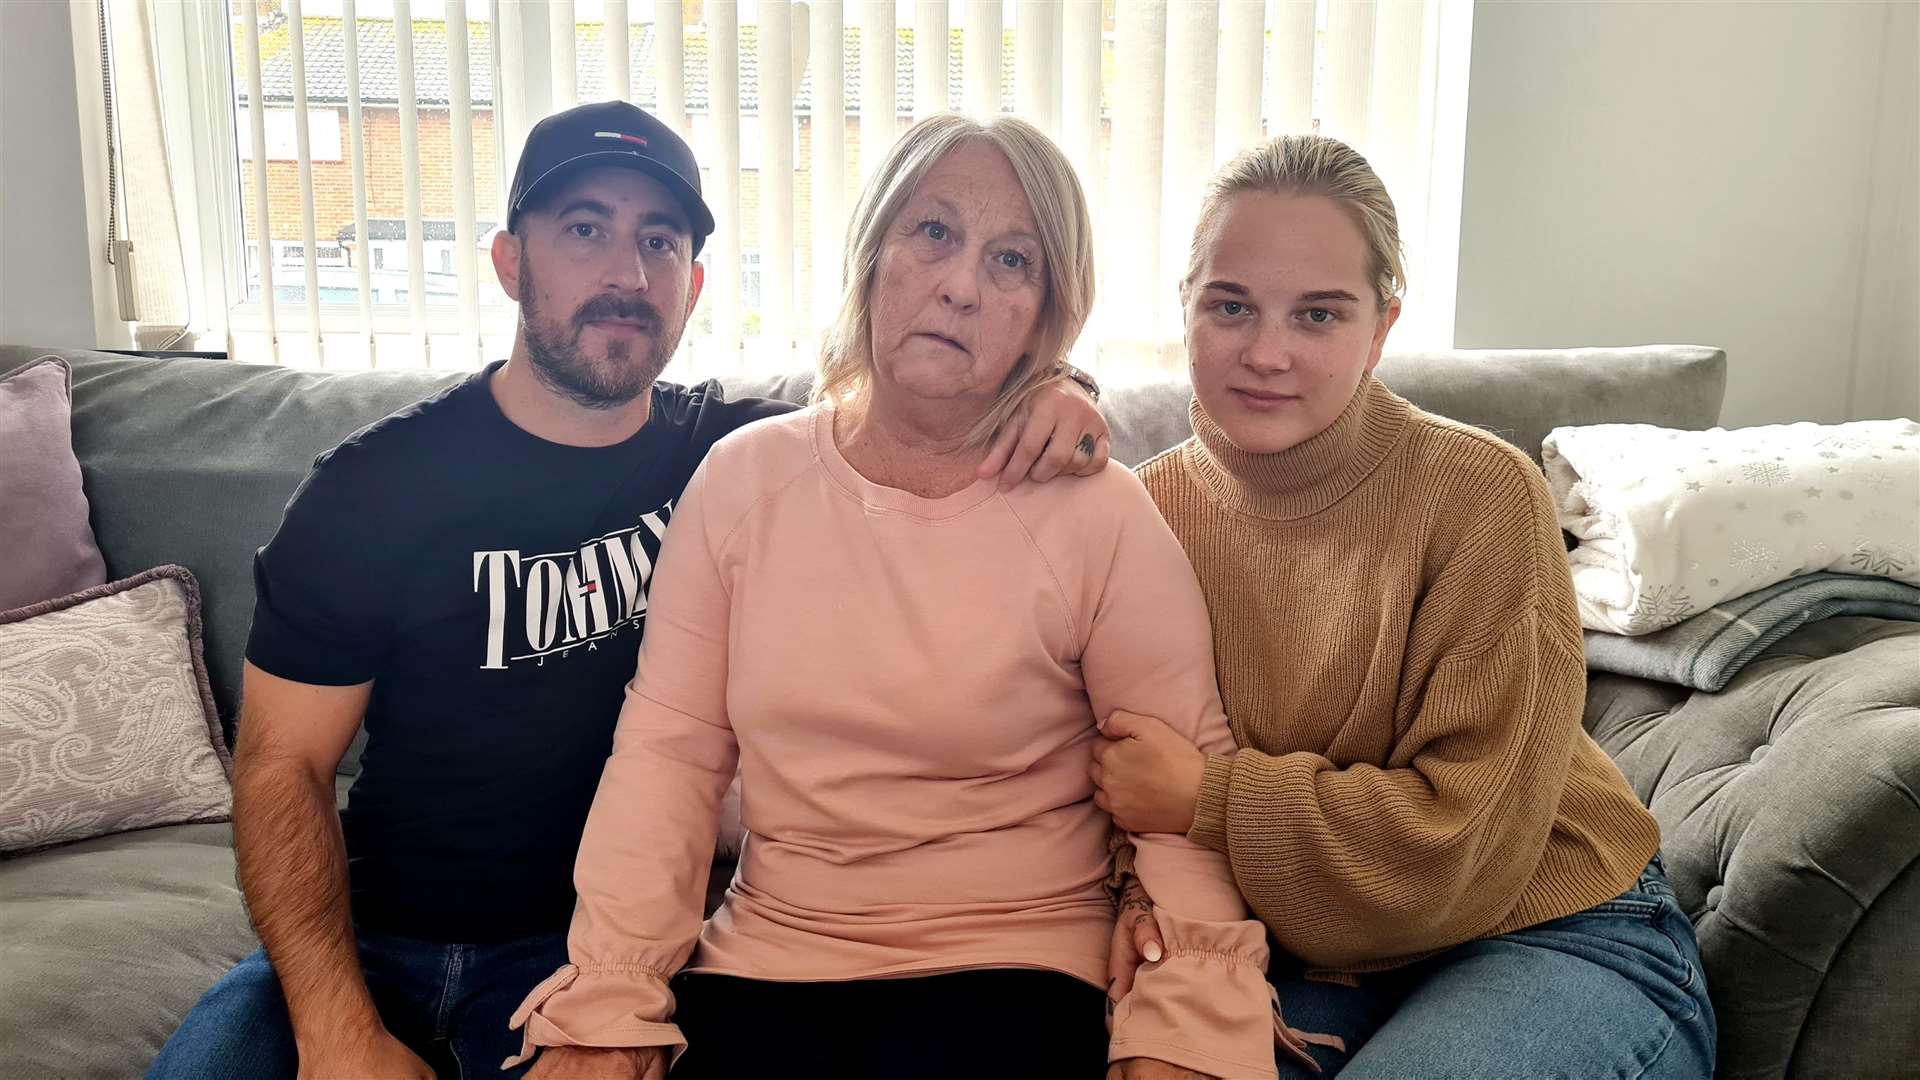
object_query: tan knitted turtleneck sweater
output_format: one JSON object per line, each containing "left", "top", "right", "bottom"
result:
{"left": 1136, "top": 375, "right": 1661, "bottom": 973}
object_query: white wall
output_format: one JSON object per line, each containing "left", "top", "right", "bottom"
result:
{"left": 1454, "top": 0, "right": 1920, "bottom": 427}
{"left": 1851, "top": 0, "right": 1919, "bottom": 422}
{"left": 0, "top": 0, "right": 105, "bottom": 349}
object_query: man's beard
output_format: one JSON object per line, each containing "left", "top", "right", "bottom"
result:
{"left": 518, "top": 251, "right": 685, "bottom": 410}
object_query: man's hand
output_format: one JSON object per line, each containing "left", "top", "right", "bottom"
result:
{"left": 1106, "top": 878, "right": 1168, "bottom": 1031}
{"left": 524, "top": 1045, "right": 667, "bottom": 1080}
{"left": 978, "top": 377, "right": 1111, "bottom": 489}
{"left": 1090, "top": 710, "right": 1207, "bottom": 834}
{"left": 295, "top": 1027, "right": 433, "bottom": 1080}
{"left": 1106, "top": 1059, "right": 1216, "bottom": 1079}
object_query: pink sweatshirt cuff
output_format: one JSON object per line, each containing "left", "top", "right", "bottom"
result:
{"left": 1108, "top": 907, "right": 1277, "bottom": 1079}
{"left": 1189, "top": 752, "right": 1235, "bottom": 854}
{"left": 502, "top": 963, "right": 687, "bottom": 1070}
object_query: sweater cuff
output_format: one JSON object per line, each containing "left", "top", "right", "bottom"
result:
{"left": 1189, "top": 752, "right": 1234, "bottom": 853}
{"left": 503, "top": 963, "right": 687, "bottom": 1069}
{"left": 1108, "top": 908, "right": 1277, "bottom": 1079}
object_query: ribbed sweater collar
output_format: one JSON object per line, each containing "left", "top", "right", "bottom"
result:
{"left": 1184, "top": 375, "right": 1412, "bottom": 521}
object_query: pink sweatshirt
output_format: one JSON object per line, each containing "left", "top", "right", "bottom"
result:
{"left": 508, "top": 406, "right": 1277, "bottom": 1078}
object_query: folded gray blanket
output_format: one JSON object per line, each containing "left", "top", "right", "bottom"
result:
{"left": 1583, "top": 571, "right": 1920, "bottom": 692}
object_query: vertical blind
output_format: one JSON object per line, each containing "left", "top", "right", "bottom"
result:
{"left": 215, "top": 0, "right": 1468, "bottom": 375}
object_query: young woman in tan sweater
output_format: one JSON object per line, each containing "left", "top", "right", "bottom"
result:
{"left": 1089, "top": 136, "right": 1716, "bottom": 1077}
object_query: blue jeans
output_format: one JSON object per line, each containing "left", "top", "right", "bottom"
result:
{"left": 1273, "top": 859, "right": 1714, "bottom": 1078}
{"left": 146, "top": 928, "right": 567, "bottom": 1080}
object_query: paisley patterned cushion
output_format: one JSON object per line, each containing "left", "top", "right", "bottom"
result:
{"left": 0, "top": 567, "right": 232, "bottom": 852}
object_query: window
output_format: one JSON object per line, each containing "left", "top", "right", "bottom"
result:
{"left": 234, "top": 107, "right": 343, "bottom": 162}
{"left": 159, "top": 0, "right": 1468, "bottom": 374}
{"left": 686, "top": 112, "right": 802, "bottom": 174}
{"left": 741, "top": 251, "right": 763, "bottom": 311}
{"left": 275, "top": 241, "right": 348, "bottom": 270}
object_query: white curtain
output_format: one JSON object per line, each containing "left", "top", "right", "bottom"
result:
{"left": 195, "top": 0, "right": 1469, "bottom": 375}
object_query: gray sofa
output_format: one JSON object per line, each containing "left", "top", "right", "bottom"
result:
{"left": 1, "top": 343, "right": 1914, "bottom": 1079}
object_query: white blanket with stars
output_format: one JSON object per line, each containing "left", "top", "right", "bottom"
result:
{"left": 1543, "top": 417, "right": 1920, "bottom": 635}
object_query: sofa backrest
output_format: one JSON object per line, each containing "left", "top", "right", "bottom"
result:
{"left": 723, "top": 344, "right": 1730, "bottom": 472}
{"left": 1, "top": 342, "right": 1725, "bottom": 732}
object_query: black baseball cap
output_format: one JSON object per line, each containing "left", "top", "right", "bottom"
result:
{"left": 507, "top": 100, "right": 715, "bottom": 257}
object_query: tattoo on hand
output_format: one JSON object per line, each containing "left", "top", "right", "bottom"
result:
{"left": 1077, "top": 433, "right": 1097, "bottom": 458}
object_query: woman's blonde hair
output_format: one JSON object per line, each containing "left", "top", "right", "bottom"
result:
{"left": 1184, "top": 134, "right": 1405, "bottom": 312}
{"left": 814, "top": 114, "right": 1095, "bottom": 448}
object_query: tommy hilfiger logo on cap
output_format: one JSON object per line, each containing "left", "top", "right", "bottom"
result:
{"left": 594, "top": 131, "right": 650, "bottom": 147}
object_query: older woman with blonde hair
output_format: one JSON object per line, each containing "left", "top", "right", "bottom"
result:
{"left": 508, "top": 114, "right": 1279, "bottom": 1080}
{"left": 1091, "top": 134, "right": 1716, "bottom": 1077}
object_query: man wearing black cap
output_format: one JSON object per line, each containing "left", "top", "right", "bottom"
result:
{"left": 149, "top": 101, "right": 1110, "bottom": 1080}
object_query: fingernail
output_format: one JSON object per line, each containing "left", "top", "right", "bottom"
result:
{"left": 1144, "top": 943, "right": 1162, "bottom": 962}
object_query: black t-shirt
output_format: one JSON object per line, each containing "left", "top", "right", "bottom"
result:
{"left": 246, "top": 362, "right": 793, "bottom": 943}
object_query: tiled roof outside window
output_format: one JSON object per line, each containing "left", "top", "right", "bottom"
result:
{"left": 240, "top": 15, "right": 1113, "bottom": 115}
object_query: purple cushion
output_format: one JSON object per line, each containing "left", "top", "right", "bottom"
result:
{"left": 0, "top": 357, "right": 106, "bottom": 609}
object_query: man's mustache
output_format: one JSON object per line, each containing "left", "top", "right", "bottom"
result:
{"left": 571, "top": 294, "right": 664, "bottom": 333}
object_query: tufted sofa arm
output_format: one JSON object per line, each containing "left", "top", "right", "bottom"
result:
{"left": 1585, "top": 616, "right": 1920, "bottom": 1079}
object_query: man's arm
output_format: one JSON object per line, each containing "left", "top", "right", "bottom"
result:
{"left": 232, "top": 661, "right": 430, "bottom": 1078}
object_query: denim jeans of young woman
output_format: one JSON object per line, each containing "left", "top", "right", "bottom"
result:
{"left": 145, "top": 928, "right": 567, "bottom": 1080}
{"left": 1271, "top": 858, "right": 1715, "bottom": 1079}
